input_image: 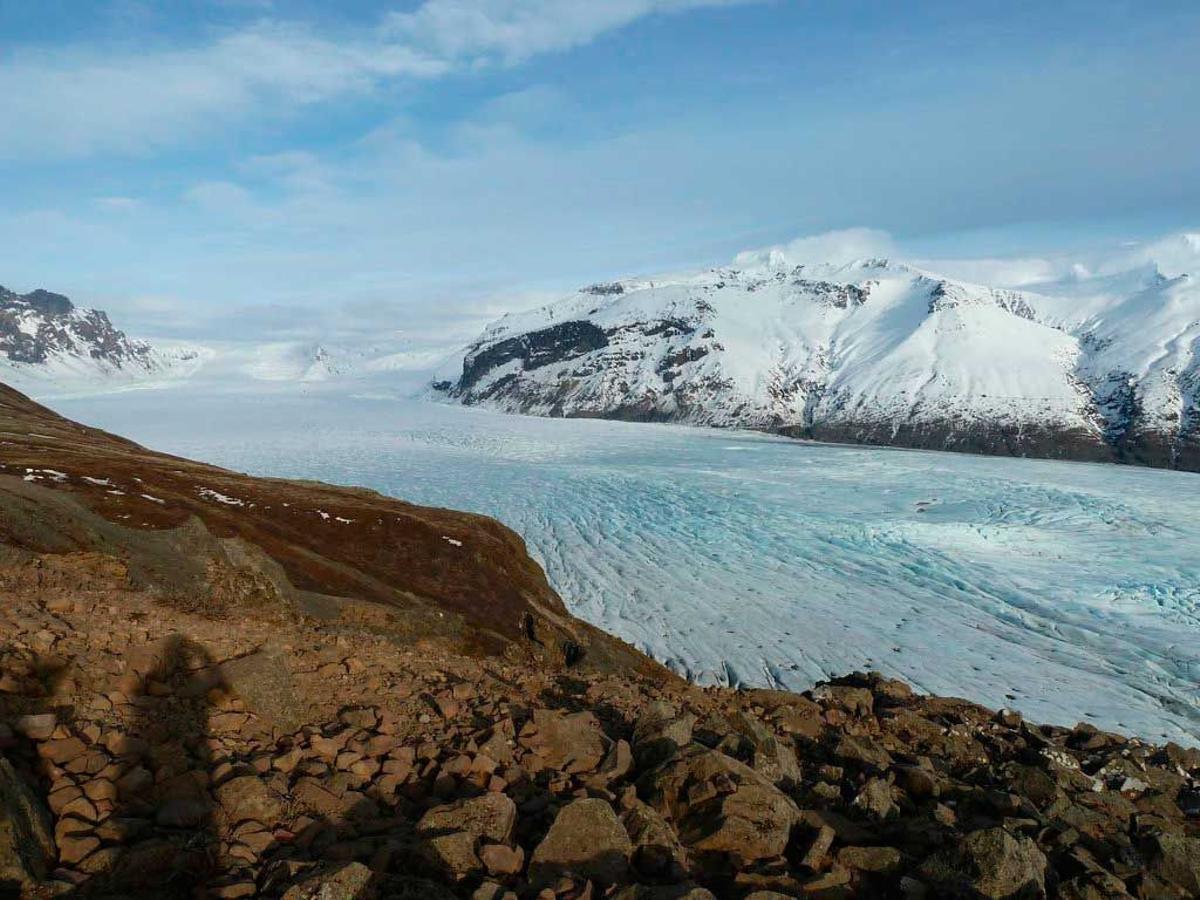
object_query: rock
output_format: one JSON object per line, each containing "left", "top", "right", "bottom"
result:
{"left": 641, "top": 745, "right": 800, "bottom": 861}
{"left": 622, "top": 801, "right": 688, "bottom": 881}
{"left": 852, "top": 777, "right": 897, "bottom": 820}
{"left": 832, "top": 734, "right": 893, "bottom": 770}
{"left": 593, "top": 739, "right": 633, "bottom": 785}
{"left": 812, "top": 683, "right": 874, "bottom": 717}
{"left": 526, "top": 709, "right": 610, "bottom": 774}
{"left": 479, "top": 842, "right": 525, "bottom": 876}
{"left": 221, "top": 648, "right": 306, "bottom": 733}
{"left": 215, "top": 775, "right": 286, "bottom": 827}
{"left": 529, "top": 798, "right": 632, "bottom": 886}
{"left": 282, "top": 861, "right": 377, "bottom": 899}
{"left": 612, "top": 888, "right": 716, "bottom": 900}
{"left": 799, "top": 825, "right": 836, "bottom": 871}
{"left": 0, "top": 758, "right": 56, "bottom": 888}
{"left": 837, "top": 845, "right": 903, "bottom": 874}
{"left": 715, "top": 712, "right": 800, "bottom": 788}
{"left": 632, "top": 702, "right": 695, "bottom": 768}
{"left": 1150, "top": 833, "right": 1200, "bottom": 894}
{"left": 416, "top": 793, "right": 517, "bottom": 845}
{"left": 339, "top": 707, "right": 379, "bottom": 730}
{"left": 57, "top": 833, "right": 100, "bottom": 866}
{"left": 920, "top": 827, "right": 1047, "bottom": 899}
{"left": 13, "top": 713, "right": 57, "bottom": 740}
{"left": 38, "top": 737, "right": 86, "bottom": 765}
{"left": 421, "top": 831, "right": 483, "bottom": 882}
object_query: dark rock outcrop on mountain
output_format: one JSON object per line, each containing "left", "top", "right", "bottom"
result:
{"left": 437, "top": 258, "right": 1200, "bottom": 472}
{"left": 0, "top": 287, "right": 157, "bottom": 371}
{"left": 0, "top": 386, "right": 1197, "bottom": 897}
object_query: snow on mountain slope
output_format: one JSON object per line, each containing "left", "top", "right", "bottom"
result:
{"left": 0, "top": 283, "right": 206, "bottom": 392}
{"left": 435, "top": 251, "right": 1200, "bottom": 470}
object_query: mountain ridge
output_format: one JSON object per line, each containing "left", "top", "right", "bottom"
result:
{"left": 0, "top": 284, "right": 202, "bottom": 389}
{"left": 434, "top": 254, "right": 1200, "bottom": 471}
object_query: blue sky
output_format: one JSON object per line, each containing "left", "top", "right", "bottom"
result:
{"left": 1, "top": 0, "right": 1198, "bottom": 340}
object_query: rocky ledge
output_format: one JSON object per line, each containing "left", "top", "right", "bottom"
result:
{"left": 0, "top": 385, "right": 1198, "bottom": 899}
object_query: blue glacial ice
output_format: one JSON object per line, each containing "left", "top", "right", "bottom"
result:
{"left": 54, "top": 390, "right": 1200, "bottom": 743}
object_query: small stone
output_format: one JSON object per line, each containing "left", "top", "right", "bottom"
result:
{"left": 479, "top": 843, "right": 525, "bottom": 876}
{"left": 14, "top": 713, "right": 57, "bottom": 740}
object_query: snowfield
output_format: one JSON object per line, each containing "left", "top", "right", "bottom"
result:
{"left": 435, "top": 250, "right": 1200, "bottom": 470}
{"left": 54, "top": 388, "right": 1200, "bottom": 744}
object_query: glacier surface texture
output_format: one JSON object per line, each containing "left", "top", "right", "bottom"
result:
{"left": 56, "top": 390, "right": 1200, "bottom": 743}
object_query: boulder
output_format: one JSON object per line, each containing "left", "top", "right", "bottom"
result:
{"left": 632, "top": 702, "right": 695, "bottom": 769}
{"left": 281, "top": 861, "right": 377, "bottom": 899}
{"left": 416, "top": 793, "right": 517, "bottom": 845}
{"left": 421, "top": 831, "right": 484, "bottom": 883}
{"left": 837, "top": 845, "right": 903, "bottom": 874}
{"left": 529, "top": 798, "right": 632, "bottom": 886}
{"left": 920, "top": 827, "right": 1047, "bottom": 899}
{"left": 215, "top": 775, "right": 286, "bottom": 827}
{"left": 221, "top": 648, "right": 306, "bottom": 733}
{"left": 622, "top": 800, "right": 688, "bottom": 880}
{"left": 715, "top": 712, "right": 800, "bottom": 788}
{"left": 0, "top": 758, "right": 56, "bottom": 889}
{"left": 525, "top": 709, "right": 610, "bottom": 774}
{"left": 1151, "top": 833, "right": 1200, "bottom": 894}
{"left": 641, "top": 745, "right": 800, "bottom": 861}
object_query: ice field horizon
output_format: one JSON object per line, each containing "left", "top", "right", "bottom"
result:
{"left": 53, "top": 388, "right": 1200, "bottom": 744}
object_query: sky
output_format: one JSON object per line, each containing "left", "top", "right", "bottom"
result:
{"left": 1, "top": 0, "right": 1199, "bottom": 342}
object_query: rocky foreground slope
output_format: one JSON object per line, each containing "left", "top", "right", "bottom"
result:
{"left": 435, "top": 253, "right": 1200, "bottom": 471}
{"left": 0, "top": 386, "right": 1198, "bottom": 898}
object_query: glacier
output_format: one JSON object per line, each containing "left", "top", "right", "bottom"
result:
{"left": 53, "top": 388, "right": 1200, "bottom": 743}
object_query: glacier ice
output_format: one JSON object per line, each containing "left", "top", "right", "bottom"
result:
{"left": 54, "top": 388, "right": 1200, "bottom": 743}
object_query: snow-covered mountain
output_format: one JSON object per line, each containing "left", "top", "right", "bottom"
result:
{"left": 434, "top": 249, "right": 1200, "bottom": 471}
{"left": 0, "top": 283, "right": 204, "bottom": 390}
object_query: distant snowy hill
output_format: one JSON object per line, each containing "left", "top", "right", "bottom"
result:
{"left": 0, "top": 283, "right": 456, "bottom": 398}
{"left": 434, "top": 245, "right": 1200, "bottom": 471}
{"left": 0, "top": 283, "right": 205, "bottom": 391}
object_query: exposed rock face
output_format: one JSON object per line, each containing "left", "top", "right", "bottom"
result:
{"left": 437, "top": 257, "right": 1200, "bottom": 471}
{"left": 0, "top": 388, "right": 1198, "bottom": 898}
{"left": 0, "top": 284, "right": 192, "bottom": 381}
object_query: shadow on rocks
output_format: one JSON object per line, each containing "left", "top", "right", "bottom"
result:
{"left": 77, "top": 634, "right": 220, "bottom": 899}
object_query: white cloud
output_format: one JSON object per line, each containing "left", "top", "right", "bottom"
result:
{"left": 733, "top": 228, "right": 897, "bottom": 268}
{"left": 0, "top": 1, "right": 757, "bottom": 159}
{"left": 93, "top": 196, "right": 142, "bottom": 212}
{"left": 0, "top": 23, "right": 444, "bottom": 159}
{"left": 384, "top": 0, "right": 754, "bottom": 65}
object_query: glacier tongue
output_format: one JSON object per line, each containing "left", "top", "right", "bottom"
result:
{"left": 54, "top": 388, "right": 1200, "bottom": 744}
